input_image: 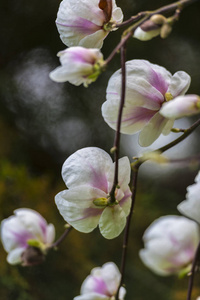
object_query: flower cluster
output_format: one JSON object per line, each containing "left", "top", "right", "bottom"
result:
{"left": 1, "top": 208, "right": 55, "bottom": 265}
{"left": 55, "top": 147, "right": 132, "bottom": 239}
{"left": 74, "top": 262, "right": 126, "bottom": 300}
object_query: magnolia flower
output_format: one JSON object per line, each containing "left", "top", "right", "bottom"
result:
{"left": 55, "top": 147, "right": 132, "bottom": 239}
{"left": 102, "top": 59, "right": 191, "bottom": 147}
{"left": 50, "top": 47, "right": 104, "bottom": 86}
{"left": 178, "top": 171, "right": 200, "bottom": 223}
{"left": 56, "top": 0, "right": 123, "bottom": 49}
{"left": 160, "top": 94, "right": 200, "bottom": 119}
{"left": 74, "top": 262, "right": 126, "bottom": 300}
{"left": 139, "top": 215, "right": 199, "bottom": 276}
{"left": 1, "top": 208, "right": 55, "bottom": 265}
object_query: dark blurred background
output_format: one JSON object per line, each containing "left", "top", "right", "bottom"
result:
{"left": 0, "top": 0, "right": 200, "bottom": 299}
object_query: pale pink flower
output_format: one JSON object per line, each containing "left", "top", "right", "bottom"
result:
{"left": 1, "top": 208, "right": 55, "bottom": 265}
{"left": 102, "top": 59, "right": 191, "bottom": 146}
{"left": 55, "top": 147, "right": 132, "bottom": 239}
{"left": 139, "top": 215, "right": 199, "bottom": 276}
{"left": 50, "top": 47, "right": 104, "bottom": 86}
{"left": 56, "top": 0, "right": 123, "bottom": 49}
{"left": 178, "top": 171, "right": 200, "bottom": 223}
{"left": 160, "top": 94, "right": 200, "bottom": 119}
{"left": 74, "top": 262, "right": 126, "bottom": 300}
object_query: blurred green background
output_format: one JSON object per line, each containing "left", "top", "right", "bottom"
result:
{"left": 1, "top": 0, "right": 200, "bottom": 299}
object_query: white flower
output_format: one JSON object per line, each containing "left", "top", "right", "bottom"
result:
{"left": 0, "top": 208, "right": 55, "bottom": 265}
{"left": 56, "top": 0, "right": 123, "bottom": 49}
{"left": 49, "top": 47, "right": 104, "bottom": 86}
{"left": 139, "top": 215, "right": 199, "bottom": 276}
{"left": 55, "top": 147, "right": 132, "bottom": 239}
{"left": 74, "top": 262, "right": 126, "bottom": 300}
{"left": 178, "top": 171, "right": 200, "bottom": 223}
{"left": 160, "top": 94, "right": 200, "bottom": 119}
{"left": 133, "top": 19, "right": 161, "bottom": 41}
{"left": 101, "top": 59, "right": 191, "bottom": 147}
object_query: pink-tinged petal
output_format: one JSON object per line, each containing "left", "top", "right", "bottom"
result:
{"left": 160, "top": 95, "right": 200, "bottom": 119}
{"left": 102, "top": 99, "right": 157, "bottom": 134}
{"left": 99, "top": 205, "right": 126, "bottom": 239}
{"left": 69, "top": 0, "right": 106, "bottom": 26}
{"left": 125, "top": 60, "right": 171, "bottom": 96}
{"left": 107, "top": 157, "right": 131, "bottom": 192}
{"left": 74, "top": 293, "right": 109, "bottom": 300}
{"left": 7, "top": 248, "right": 25, "bottom": 265}
{"left": 106, "top": 61, "right": 165, "bottom": 108}
{"left": 100, "top": 262, "right": 121, "bottom": 295}
{"left": 1, "top": 217, "right": 32, "bottom": 251}
{"left": 14, "top": 208, "right": 48, "bottom": 242}
{"left": 81, "top": 274, "right": 110, "bottom": 296}
{"left": 62, "top": 147, "right": 112, "bottom": 192}
{"left": 139, "top": 112, "right": 172, "bottom": 146}
{"left": 167, "top": 71, "right": 191, "bottom": 98}
{"left": 55, "top": 188, "right": 103, "bottom": 233}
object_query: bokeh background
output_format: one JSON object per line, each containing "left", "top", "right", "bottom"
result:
{"left": 1, "top": 0, "right": 200, "bottom": 299}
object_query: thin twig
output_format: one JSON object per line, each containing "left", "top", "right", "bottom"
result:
{"left": 106, "top": 0, "right": 199, "bottom": 65}
{"left": 109, "top": 44, "right": 126, "bottom": 203}
{"left": 187, "top": 240, "right": 200, "bottom": 300}
{"left": 50, "top": 226, "right": 72, "bottom": 248}
{"left": 115, "top": 169, "right": 139, "bottom": 300}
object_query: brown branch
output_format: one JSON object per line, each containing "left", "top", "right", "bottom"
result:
{"left": 109, "top": 44, "right": 126, "bottom": 203}
{"left": 187, "top": 240, "right": 200, "bottom": 300}
{"left": 50, "top": 226, "right": 72, "bottom": 248}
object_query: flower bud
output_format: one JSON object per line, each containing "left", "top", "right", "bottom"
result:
{"left": 160, "top": 22, "right": 173, "bottom": 39}
{"left": 50, "top": 47, "right": 104, "bottom": 87}
{"left": 1, "top": 208, "right": 55, "bottom": 265}
{"left": 160, "top": 95, "right": 200, "bottom": 119}
{"left": 139, "top": 215, "right": 199, "bottom": 276}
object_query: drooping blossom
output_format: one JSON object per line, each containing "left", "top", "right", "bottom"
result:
{"left": 160, "top": 94, "right": 200, "bottom": 119}
{"left": 178, "top": 171, "right": 200, "bottom": 224}
{"left": 1, "top": 208, "right": 55, "bottom": 265}
{"left": 74, "top": 262, "right": 126, "bottom": 300}
{"left": 49, "top": 47, "right": 104, "bottom": 86}
{"left": 139, "top": 215, "right": 199, "bottom": 276}
{"left": 56, "top": 0, "right": 123, "bottom": 49}
{"left": 101, "top": 59, "right": 191, "bottom": 146}
{"left": 55, "top": 147, "right": 132, "bottom": 239}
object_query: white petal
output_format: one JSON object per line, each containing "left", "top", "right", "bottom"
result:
{"left": 99, "top": 206, "right": 126, "bottom": 239}
{"left": 167, "top": 71, "right": 191, "bottom": 98}
{"left": 139, "top": 113, "right": 171, "bottom": 146}
{"left": 46, "top": 224, "right": 56, "bottom": 245}
{"left": 55, "top": 187, "right": 103, "bottom": 233}
{"left": 134, "top": 27, "right": 160, "bottom": 41}
{"left": 101, "top": 262, "right": 120, "bottom": 295}
{"left": 61, "top": 147, "right": 112, "bottom": 192}
{"left": 7, "top": 248, "right": 24, "bottom": 265}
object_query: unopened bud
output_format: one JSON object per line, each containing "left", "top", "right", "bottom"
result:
{"left": 150, "top": 14, "right": 166, "bottom": 25}
{"left": 160, "top": 22, "right": 172, "bottom": 39}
